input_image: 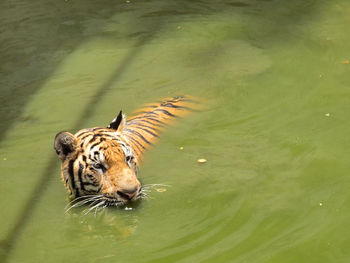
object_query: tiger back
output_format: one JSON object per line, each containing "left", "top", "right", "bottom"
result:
{"left": 54, "top": 96, "right": 199, "bottom": 208}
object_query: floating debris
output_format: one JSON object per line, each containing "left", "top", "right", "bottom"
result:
{"left": 343, "top": 60, "right": 349, "bottom": 64}
{"left": 325, "top": 113, "right": 330, "bottom": 117}
{"left": 319, "top": 202, "right": 323, "bottom": 207}
{"left": 124, "top": 207, "right": 133, "bottom": 211}
{"left": 179, "top": 146, "right": 184, "bottom": 150}
{"left": 197, "top": 158, "right": 207, "bottom": 164}
{"left": 3, "top": 157, "right": 7, "bottom": 161}
{"left": 177, "top": 26, "right": 182, "bottom": 30}
{"left": 155, "top": 188, "right": 167, "bottom": 193}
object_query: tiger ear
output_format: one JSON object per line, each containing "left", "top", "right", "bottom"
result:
{"left": 108, "top": 110, "right": 125, "bottom": 131}
{"left": 54, "top": 131, "right": 77, "bottom": 161}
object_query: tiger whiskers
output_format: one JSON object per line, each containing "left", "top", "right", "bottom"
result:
{"left": 137, "top": 191, "right": 148, "bottom": 200}
{"left": 71, "top": 197, "right": 124, "bottom": 215}
{"left": 138, "top": 187, "right": 149, "bottom": 200}
{"left": 83, "top": 200, "right": 106, "bottom": 215}
{"left": 138, "top": 184, "right": 171, "bottom": 200}
{"left": 65, "top": 194, "right": 103, "bottom": 213}
{"left": 142, "top": 183, "right": 172, "bottom": 189}
{"left": 65, "top": 184, "right": 171, "bottom": 214}
{"left": 65, "top": 194, "right": 100, "bottom": 209}
{"left": 103, "top": 199, "right": 124, "bottom": 207}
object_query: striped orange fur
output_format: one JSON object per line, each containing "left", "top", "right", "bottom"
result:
{"left": 54, "top": 96, "right": 199, "bottom": 208}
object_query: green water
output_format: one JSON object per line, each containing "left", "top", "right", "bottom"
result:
{"left": 1, "top": 0, "right": 350, "bottom": 262}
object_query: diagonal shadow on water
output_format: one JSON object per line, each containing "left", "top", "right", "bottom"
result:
{"left": 0, "top": 26, "right": 160, "bottom": 263}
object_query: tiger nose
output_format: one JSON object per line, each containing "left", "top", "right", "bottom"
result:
{"left": 117, "top": 188, "right": 138, "bottom": 200}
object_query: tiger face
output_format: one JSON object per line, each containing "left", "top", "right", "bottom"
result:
{"left": 54, "top": 112, "right": 142, "bottom": 207}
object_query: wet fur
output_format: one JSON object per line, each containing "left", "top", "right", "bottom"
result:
{"left": 54, "top": 96, "right": 197, "bottom": 211}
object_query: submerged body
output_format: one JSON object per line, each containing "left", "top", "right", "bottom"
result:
{"left": 54, "top": 96, "right": 197, "bottom": 208}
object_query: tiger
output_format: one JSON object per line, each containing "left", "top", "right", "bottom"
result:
{"left": 54, "top": 96, "right": 197, "bottom": 209}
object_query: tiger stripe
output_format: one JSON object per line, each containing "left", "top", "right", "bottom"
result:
{"left": 55, "top": 95, "right": 200, "bottom": 205}
{"left": 122, "top": 96, "right": 199, "bottom": 162}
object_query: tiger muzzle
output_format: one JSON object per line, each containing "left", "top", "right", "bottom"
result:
{"left": 117, "top": 188, "right": 139, "bottom": 200}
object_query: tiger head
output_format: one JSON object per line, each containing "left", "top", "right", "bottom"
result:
{"left": 54, "top": 111, "right": 142, "bottom": 207}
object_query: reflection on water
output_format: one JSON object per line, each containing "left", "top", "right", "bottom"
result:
{"left": 1, "top": 0, "right": 350, "bottom": 262}
{"left": 67, "top": 209, "right": 139, "bottom": 240}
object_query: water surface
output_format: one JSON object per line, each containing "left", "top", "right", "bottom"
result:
{"left": 1, "top": 0, "right": 350, "bottom": 262}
